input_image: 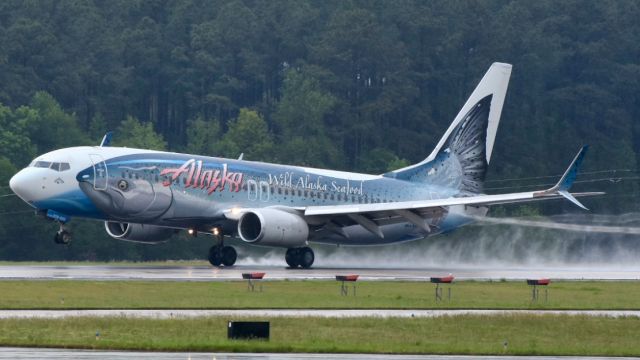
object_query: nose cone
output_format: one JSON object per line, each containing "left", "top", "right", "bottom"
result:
{"left": 9, "top": 169, "right": 41, "bottom": 203}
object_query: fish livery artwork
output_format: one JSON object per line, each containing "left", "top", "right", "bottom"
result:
{"left": 159, "top": 159, "right": 244, "bottom": 194}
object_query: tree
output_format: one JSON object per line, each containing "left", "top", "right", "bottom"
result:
{"left": 0, "top": 103, "right": 37, "bottom": 167}
{"left": 217, "top": 108, "right": 273, "bottom": 161}
{"left": 183, "top": 116, "right": 221, "bottom": 156}
{"left": 273, "top": 66, "right": 339, "bottom": 167}
{"left": 24, "top": 92, "right": 90, "bottom": 153}
{"left": 113, "top": 116, "right": 167, "bottom": 151}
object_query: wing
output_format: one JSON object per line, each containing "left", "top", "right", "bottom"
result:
{"left": 307, "top": 146, "right": 601, "bottom": 239}
{"left": 225, "top": 146, "right": 602, "bottom": 240}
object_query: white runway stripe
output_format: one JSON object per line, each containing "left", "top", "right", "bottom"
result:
{"left": 0, "top": 309, "right": 638, "bottom": 319}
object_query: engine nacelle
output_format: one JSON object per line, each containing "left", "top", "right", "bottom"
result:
{"left": 105, "top": 221, "right": 174, "bottom": 244}
{"left": 238, "top": 208, "right": 309, "bottom": 247}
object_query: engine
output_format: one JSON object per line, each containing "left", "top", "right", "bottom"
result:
{"left": 237, "top": 208, "right": 309, "bottom": 247}
{"left": 104, "top": 221, "right": 174, "bottom": 244}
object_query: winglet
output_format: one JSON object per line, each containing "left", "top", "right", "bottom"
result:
{"left": 100, "top": 132, "right": 113, "bottom": 147}
{"left": 541, "top": 145, "right": 589, "bottom": 210}
{"left": 555, "top": 145, "right": 588, "bottom": 192}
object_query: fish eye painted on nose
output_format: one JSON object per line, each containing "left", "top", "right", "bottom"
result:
{"left": 117, "top": 179, "right": 129, "bottom": 191}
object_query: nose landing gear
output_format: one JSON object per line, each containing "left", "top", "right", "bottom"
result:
{"left": 38, "top": 210, "right": 72, "bottom": 245}
{"left": 54, "top": 225, "right": 71, "bottom": 245}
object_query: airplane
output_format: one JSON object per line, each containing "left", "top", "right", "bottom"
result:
{"left": 9, "top": 63, "right": 602, "bottom": 268}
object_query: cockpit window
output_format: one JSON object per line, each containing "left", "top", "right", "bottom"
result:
{"left": 34, "top": 161, "right": 52, "bottom": 168}
{"left": 50, "top": 162, "right": 71, "bottom": 172}
{"left": 33, "top": 161, "right": 70, "bottom": 171}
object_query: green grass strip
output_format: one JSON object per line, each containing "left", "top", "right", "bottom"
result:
{"left": 0, "top": 280, "right": 639, "bottom": 310}
{"left": 1, "top": 315, "right": 639, "bottom": 355}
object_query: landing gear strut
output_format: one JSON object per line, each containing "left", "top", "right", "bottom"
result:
{"left": 285, "top": 247, "right": 314, "bottom": 269}
{"left": 54, "top": 224, "right": 71, "bottom": 245}
{"left": 207, "top": 230, "right": 237, "bottom": 267}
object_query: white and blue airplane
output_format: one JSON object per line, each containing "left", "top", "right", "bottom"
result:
{"left": 9, "top": 63, "right": 600, "bottom": 268}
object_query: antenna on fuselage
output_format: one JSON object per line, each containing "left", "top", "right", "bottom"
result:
{"left": 238, "top": 153, "right": 244, "bottom": 160}
{"left": 100, "top": 132, "right": 113, "bottom": 147}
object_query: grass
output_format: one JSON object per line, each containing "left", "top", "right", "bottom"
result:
{"left": 1, "top": 314, "right": 640, "bottom": 355}
{"left": 0, "top": 280, "right": 639, "bottom": 310}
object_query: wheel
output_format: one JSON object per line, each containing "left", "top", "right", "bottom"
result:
{"left": 61, "top": 231, "right": 71, "bottom": 244}
{"left": 208, "top": 245, "right": 223, "bottom": 267}
{"left": 54, "top": 230, "right": 71, "bottom": 245}
{"left": 221, "top": 246, "right": 237, "bottom": 266}
{"left": 285, "top": 248, "right": 299, "bottom": 268}
{"left": 299, "top": 247, "right": 314, "bottom": 269}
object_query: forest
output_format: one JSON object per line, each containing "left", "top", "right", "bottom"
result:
{"left": 0, "top": 0, "right": 639, "bottom": 261}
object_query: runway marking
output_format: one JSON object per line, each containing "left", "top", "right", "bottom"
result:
{"left": 2, "top": 347, "right": 634, "bottom": 360}
{"left": 0, "top": 309, "right": 639, "bottom": 319}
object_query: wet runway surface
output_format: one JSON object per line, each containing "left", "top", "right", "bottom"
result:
{"left": 0, "top": 264, "right": 639, "bottom": 281}
{"left": 0, "top": 348, "right": 637, "bottom": 360}
{"left": 0, "top": 309, "right": 639, "bottom": 319}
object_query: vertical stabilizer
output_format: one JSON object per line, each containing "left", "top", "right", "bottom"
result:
{"left": 385, "top": 63, "right": 512, "bottom": 193}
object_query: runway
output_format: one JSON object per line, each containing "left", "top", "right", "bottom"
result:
{"left": 0, "top": 264, "right": 639, "bottom": 281}
{"left": 1, "top": 348, "right": 636, "bottom": 360}
{"left": 0, "top": 309, "right": 639, "bottom": 319}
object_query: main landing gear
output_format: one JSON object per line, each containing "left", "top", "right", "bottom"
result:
{"left": 208, "top": 244, "right": 237, "bottom": 267}
{"left": 207, "top": 229, "right": 237, "bottom": 267}
{"left": 285, "top": 247, "right": 314, "bottom": 269}
{"left": 54, "top": 224, "right": 71, "bottom": 245}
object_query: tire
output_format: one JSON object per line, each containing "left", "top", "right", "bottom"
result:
{"left": 208, "top": 246, "right": 223, "bottom": 267}
{"left": 285, "top": 248, "right": 299, "bottom": 268}
{"left": 54, "top": 230, "right": 71, "bottom": 245}
{"left": 299, "top": 247, "right": 314, "bottom": 269}
{"left": 221, "top": 246, "right": 237, "bottom": 266}
{"left": 61, "top": 231, "right": 71, "bottom": 245}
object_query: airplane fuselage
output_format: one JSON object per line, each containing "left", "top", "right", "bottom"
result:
{"left": 11, "top": 146, "right": 479, "bottom": 246}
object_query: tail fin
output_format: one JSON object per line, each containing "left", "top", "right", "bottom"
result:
{"left": 385, "top": 62, "right": 512, "bottom": 193}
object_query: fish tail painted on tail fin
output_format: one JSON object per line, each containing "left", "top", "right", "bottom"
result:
{"left": 384, "top": 62, "right": 512, "bottom": 194}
